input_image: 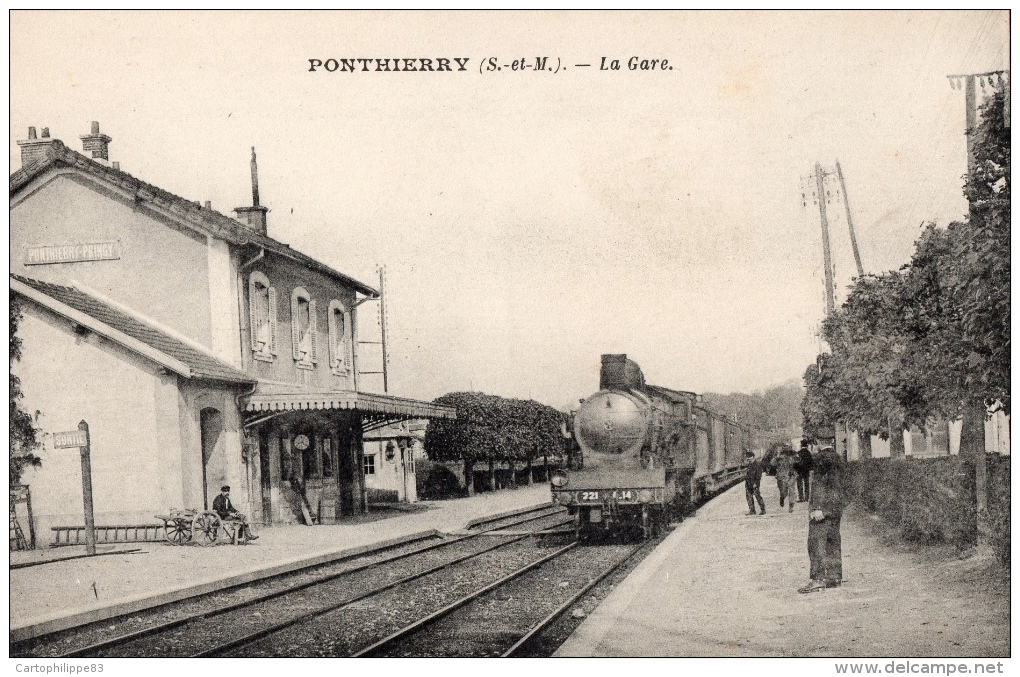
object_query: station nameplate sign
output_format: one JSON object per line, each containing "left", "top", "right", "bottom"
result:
{"left": 53, "top": 430, "right": 89, "bottom": 448}
{"left": 25, "top": 241, "right": 121, "bottom": 266}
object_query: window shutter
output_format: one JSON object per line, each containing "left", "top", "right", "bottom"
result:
{"left": 328, "top": 307, "right": 338, "bottom": 370}
{"left": 309, "top": 299, "right": 318, "bottom": 364}
{"left": 291, "top": 292, "right": 301, "bottom": 360}
{"left": 268, "top": 287, "right": 278, "bottom": 354}
{"left": 345, "top": 311, "right": 353, "bottom": 369}
{"left": 249, "top": 280, "right": 260, "bottom": 352}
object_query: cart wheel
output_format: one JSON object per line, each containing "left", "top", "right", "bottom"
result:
{"left": 164, "top": 520, "right": 188, "bottom": 545}
{"left": 192, "top": 512, "right": 221, "bottom": 546}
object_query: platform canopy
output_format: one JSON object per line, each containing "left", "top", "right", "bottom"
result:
{"left": 243, "top": 382, "right": 456, "bottom": 430}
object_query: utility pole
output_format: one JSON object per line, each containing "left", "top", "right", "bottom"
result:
{"left": 947, "top": 69, "right": 1008, "bottom": 547}
{"left": 807, "top": 162, "right": 847, "bottom": 456}
{"left": 835, "top": 160, "right": 865, "bottom": 277}
{"left": 378, "top": 266, "right": 389, "bottom": 394}
{"left": 814, "top": 162, "right": 837, "bottom": 315}
{"left": 948, "top": 71, "right": 1010, "bottom": 174}
{"left": 354, "top": 267, "right": 391, "bottom": 393}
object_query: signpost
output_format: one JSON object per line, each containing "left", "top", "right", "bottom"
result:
{"left": 54, "top": 421, "right": 96, "bottom": 556}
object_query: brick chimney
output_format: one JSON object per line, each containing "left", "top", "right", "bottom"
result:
{"left": 79, "top": 121, "right": 112, "bottom": 161}
{"left": 233, "top": 147, "right": 268, "bottom": 236}
{"left": 17, "top": 126, "right": 55, "bottom": 167}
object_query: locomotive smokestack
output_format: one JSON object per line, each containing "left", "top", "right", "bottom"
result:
{"left": 600, "top": 354, "right": 628, "bottom": 390}
{"left": 600, "top": 354, "right": 645, "bottom": 391}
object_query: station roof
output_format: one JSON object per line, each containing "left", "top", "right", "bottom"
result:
{"left": 10, "top": 141, "right": 379, "bottom": 297}
{"left": 244, "top": 382, "right": 457, "bottom": 422}
{"left": 12, "top": 274, "right": 255, "bottom": 385}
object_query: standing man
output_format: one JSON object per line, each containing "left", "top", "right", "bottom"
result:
{"left": 798, "top": 446, "right": 846, "bottom": 593}
{"left": 795, "top": 440, "right": 813, "bottom": 502}
{"left": 212, "top": 486, "right": 259, "bottom": 541}
{"left": 744, "top": 450, "right": 766, "bottom": 516}
{"left": 776, "top": 446, "right": 798, "bottom": 513}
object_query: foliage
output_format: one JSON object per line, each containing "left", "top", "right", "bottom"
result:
{"left": 10, "top": 296, "right": 42, "bottom": 486}
{"left": 803, "top": 89, "right": 1010, "bottom": 432}
{"left": 848, "top": 457, "right": 974, "bottom": 547}
{"left": 800, "top": 355, "right": 839, "bottom": 439}
{"left": 953, "top": 88, "right": 1010, "bottom": 413}
{"left": 415, "top": 459, "right": 465, "bottom": 500}
{"left": 986, "top": 454, "right": 1011, "bottom": 566}
{"left": 847, "top": 455, "right": 1011, "bottom": 567}
{"left": 424, "top": 391, "right": 565, "bottom": 466}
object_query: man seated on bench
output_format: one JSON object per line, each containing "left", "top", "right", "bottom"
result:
{"left": 212, "top": 486, "right": 258, "bottom": 541}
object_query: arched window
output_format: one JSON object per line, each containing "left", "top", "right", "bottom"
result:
{"left": 291, "top": 287, "right": 317, "bottom": 369}
{"left": 327, "top": 299, "right": 352, "bottom": 376}
{"left": 248, "top": 271, "right": 277, "bottom": 361}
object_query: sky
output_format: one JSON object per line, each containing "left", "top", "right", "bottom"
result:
{"left": 8, "top": 10, "right": 1010, "bottom": 411}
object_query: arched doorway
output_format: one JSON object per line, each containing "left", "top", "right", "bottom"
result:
{"left": 200, "top": 408, "right": 223, "bottom": 510}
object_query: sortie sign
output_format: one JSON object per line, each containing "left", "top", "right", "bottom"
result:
{"left": 55, "top": 421, "right": 97, "bottom": 555}
{"left": 53, "top": 429, "right": 89, "bottom": 448}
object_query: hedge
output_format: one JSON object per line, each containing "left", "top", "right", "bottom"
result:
{"left": 847, "top": 455, "right": 1009, "bottom": 566}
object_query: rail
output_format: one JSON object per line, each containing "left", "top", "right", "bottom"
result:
{"left": 47, "top": 508, "right": 566, "bottom": 658}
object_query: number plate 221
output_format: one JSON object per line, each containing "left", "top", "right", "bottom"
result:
{"left": 579, "top": 490, "right": 633, "bottom": 501}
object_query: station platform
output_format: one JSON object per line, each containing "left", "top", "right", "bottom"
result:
{"left": 557, "top": 480, "right": 1009, "bottom": 658}
{"left": 9, "top": 484, "right": 551, "bottom": 643}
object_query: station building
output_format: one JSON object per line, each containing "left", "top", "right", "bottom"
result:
{"left": 362, "top": 420, "right": 428, "bottom": 503}
{"left": 10, "top": 123, "right": 454, "bottom": 541}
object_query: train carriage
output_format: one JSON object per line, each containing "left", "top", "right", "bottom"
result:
{"left": 551, "top": 354, "right": 750, "bottom": 540}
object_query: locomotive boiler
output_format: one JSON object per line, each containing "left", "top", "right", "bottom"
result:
{"left": 551, "top": 354, "right": 750, "bottom": 540}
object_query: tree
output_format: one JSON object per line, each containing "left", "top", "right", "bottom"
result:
{"left": 800, "top": 88, "right": 1008, "bottom": 545}
{"left": 424, "top": 391, "right": 563, "bottom": 495}
{"left": 10, "top": 296, "right": 42, "bottom": 485}
{"left": 956, "top": 88, "right": 1010, "bottom": 413}
{"left": 808, "top": 87, "right": 1009, "bottom": 439}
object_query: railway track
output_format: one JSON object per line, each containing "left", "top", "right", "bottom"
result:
{"left": 213, "top": 530, "right": 657, "bottom": 657}
{"left": 206, "top": 519, "right": 572, "bottom": 657}
{"left": 11, "top": 505, "right": 566, "bottom": 658}
{"left": 360, "top": 539, "right": 651, "bottom": 657}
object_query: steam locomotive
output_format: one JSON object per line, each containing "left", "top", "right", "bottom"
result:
{"left": 551, "top": 354, "right": 750, "bottom": 540}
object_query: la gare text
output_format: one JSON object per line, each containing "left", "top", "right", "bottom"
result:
{"left": 307, "top": 57, "right": 672, "bottom": 73}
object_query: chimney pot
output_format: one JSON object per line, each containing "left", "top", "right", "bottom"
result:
{"left": 112, "top": 161, "right": 120, "bottom": 171}
{"left": 204, "top": 201, "right": 212, "bottom": 209}
{"left": 18, "top": 126, "right": 54, "bottom": 167}
{"left": 41, "top": 128, "right": 50, "bottom": 139}
{"left": 80, "top": 121, "right": 112, "bottom": 161}
{"left": 234, "top": 145, "right": 268, "bottom": 235}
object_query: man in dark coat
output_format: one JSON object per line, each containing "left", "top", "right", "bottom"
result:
{"left": 212, "top": 486, "right": 259, "bottom": 541}
{"left": 799, "top": 446, "right": 845, "bottom": 593}
{"left": 743, "top": 450, "right": 766, "bottom": 515}
{"left": 775, "top": 447, "right": 798, "bottom": 513}
{"left": 795, "top": 440, "right": 813, "bottom": 502}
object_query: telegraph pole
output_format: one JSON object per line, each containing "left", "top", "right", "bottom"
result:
{"left": 946, "top": 69, "right": 1008, "bottom": 545}
{"left": 808, "top": 162, "right": 846, "bottom": 456}
{"left": 835, "top": 160, "right": 865, "bottom": 277}
{"left": 378, "top": 266, "right": 389, "bottom": 394}
{"left": 814, "top": 162, "right": 837, "bottom": 315}
{"left": 948, "top": 71, "right": 1010, "bottom": 176}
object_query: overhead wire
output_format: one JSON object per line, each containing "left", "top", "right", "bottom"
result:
{"left": 902, "top": 10, "right": 1001, "bottom": 228}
